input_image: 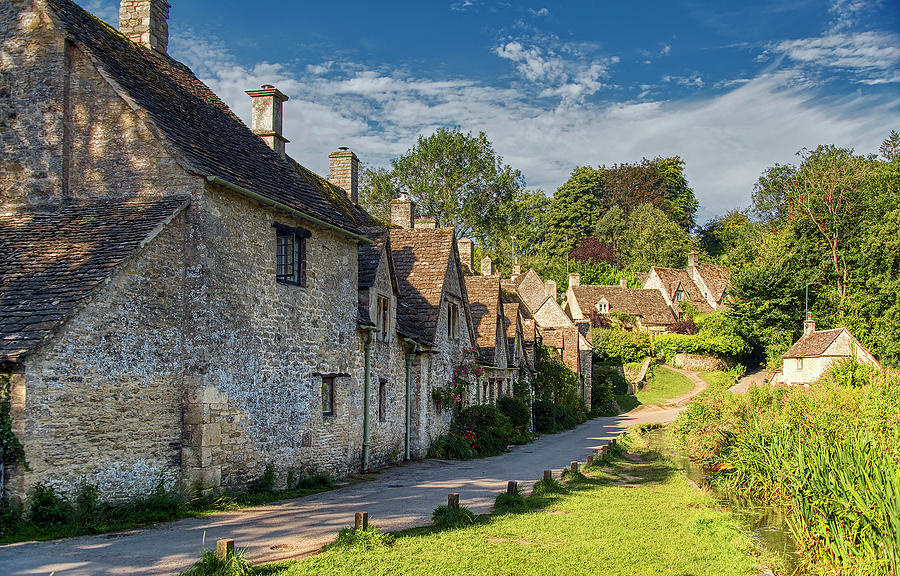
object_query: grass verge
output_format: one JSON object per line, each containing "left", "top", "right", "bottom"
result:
{"left": 247, "top": 427, "right": 764, "bottom": 576}
{"left": 635, "top": 365, "right": 694, "bottom": 405}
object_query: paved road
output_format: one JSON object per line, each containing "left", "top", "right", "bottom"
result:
{"left": 1, "top": 377, "right": 707, "bottom": 576}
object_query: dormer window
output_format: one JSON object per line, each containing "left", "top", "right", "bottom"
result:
{"left": 674, "top": 288, "right": 685, "bottom": 302}
{"left": 275, "top": 224, "right": 310, "bottom": 286}
{"left": 596, "top": 300, "right": 609, "bottom": 314}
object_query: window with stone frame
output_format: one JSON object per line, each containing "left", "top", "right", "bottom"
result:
{"left": 377, "top": 295, "right": 391, "bottom": 342}
{"left": 447, "top": 301, "right": 459, "bottom": 340}
{"left": 321, "top": 376, "right": 335, "bottom": 416}
{"left": 378, "top": 378, "right": 387, "bottom": 422}
{"left": 673, "top": 287, "right": 685, "bottom": 302}
{"left": 275, "top": 223, "right": 310, "bottom": 286}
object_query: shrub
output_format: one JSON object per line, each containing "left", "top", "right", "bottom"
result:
{"left": 530, "top": 477, "right": 568, "bottom": 496}
{"left": 590, "top": 367, "right": 619, "bottom": 416}
{"left": 332, "top": 525, "right": 394, "bottom": 550}
{"left": 431, "top": 504, "right": 476, "bottom": 529}
{"left": 669, "top": 318, "right": 698, "bottom": 334}
{"left": 250, "top": 463, "right": 276, "bottom": 494}
{"left": 179, "top": 548, "right": 252, "bottom": 576}
{"left": 28, "top": 483, "right": 71, "bottom": 526}
{"left": 0, "top": 497, "right": 23, "bottom": 539}
{"left": 592, "top": 328, "right": 650, "bottom": 364}
{"left": 652, "top": 313, "right": 748, "bottom": 364}
{"left": 427, "top": 432, "right": 475, "bottom": 460}
{"left": 532, "top": 399, "right": 582, "bottom": 433}
{"left": 456, "top": 405, "right": 513, "bottom": 456}
{"left": 294, "top": 472, "right": 333, "bottom": 491}
{"left": 497, "top": 396, "right": 530, "bottom": 428}
{"left": 73, "top": 483, "right": 100, "bottom": 527}
{"left": 531, "top": 346, "right": 583, "bottom": 411}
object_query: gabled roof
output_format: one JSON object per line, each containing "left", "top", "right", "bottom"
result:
{"left": 570, "top": 285, "right": 675, "bottom": 326}
{"left": 503, "top": 302, "right": 522, "bottom": 363}
{"left": 464, "top": 276, "right": 503, "bottom": 365}
{"left": 783, "top": 328, "right": 845, "bottom": 359}
{"left": 696, "top": 263, "right": 730, "bottom": 301}
{"left": 649, "top": 267, "right": 714, "bottom": 314}
{"left": 514, "top": 269, "right": 553, "bottom": 315}
{"left": 0, "top": 196, "right": 189, "bottom": 362}
{"left": 43, "top": 0, "right": 364, "bottom": 237}
{"left": 389, "top": 227, "right": 471, "bottom": 347}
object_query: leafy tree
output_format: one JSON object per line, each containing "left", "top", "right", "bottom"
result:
{"left": 595, "top": 203, "right": 695, "bottom": 272}
{"left": 359, "top": 128, "right": 526, "bottom": 245}
{"left": 543, "top": 166, "right": 606, "bottom": 256}
{"left": 698, "top": 210, "right": 763, "bottom": 267}
{"left": 880, "top": 129, "right": 900, "bottom": 162}
{"left": 358, "top": 166, "right": 396, "bottom": 222}
{"left": 752, "top": 163, "right": 796, "bottom": 225}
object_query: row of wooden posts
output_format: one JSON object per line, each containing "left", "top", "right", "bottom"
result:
{"left": 213, "top": 436, "right": 621, "bottom": 559}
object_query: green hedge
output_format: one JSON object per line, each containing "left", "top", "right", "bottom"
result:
{"left": 592, "top": 328, "right": 650, "bottom": 364}
{"left": 651, "top": 313, "right": 748, "bottom": 363}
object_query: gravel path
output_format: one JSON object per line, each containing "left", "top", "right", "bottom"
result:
{"left": 1, "top": 375, "right": 705, "bottom": 576}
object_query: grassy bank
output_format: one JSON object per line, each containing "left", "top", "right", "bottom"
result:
{"left": 673, "top": 361, "right": 900, "bottom": 575}
{"left": 229, "top": 428, "right": 762, "bottom": 576}
{"left": 615, "top": 365, "right": 695, "bottom": 411}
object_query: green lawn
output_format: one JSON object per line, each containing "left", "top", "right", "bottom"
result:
{"left": 634, "top": 365, "right": 694, "bottom": 406}
{"left": 698, "top": 370, "right": 735, "bottom": 391}
{"left": 246, "top": 430, "right": 763, "bottom": 576}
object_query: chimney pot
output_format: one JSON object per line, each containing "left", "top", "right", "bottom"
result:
{"left": 544, "top": 279, "right": 557, "bottom": 299}
{"left": 568, "top": 273, "right": 580, "bottom": 288}
{"left": 414, "top": 217, "right": 438, "bottom": 229}
{"left": 245, "top": 85, "right": 290, "bottom": 157}
{"left": 458, "top": 238, "right": 475, "bottom": 274}
{"left": 512, "top": 255, "right": 521, "bottom": 279}
{"left": 619, "top": 278, "right": 627, "bottom": 288}
{"left": 119, "top": 0, "right": 170, "bottom": 53}
{"left": 687, "top": 250, "right": 699, "bottom": 268}
{"left": 390, "top": 197, "right": 415, "bottom": 229}
{"left": 328, "top": 148, "right": 360, "bottom": 203}
{"left": 481, "top": 256, "right": 495, "bottom": 277}
{"left": 804, "top": 312, "right": 816, "bottom": 336}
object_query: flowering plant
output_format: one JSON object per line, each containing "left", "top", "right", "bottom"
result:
{"left": 432, "top": 348, "right": 482, "bottom": 412}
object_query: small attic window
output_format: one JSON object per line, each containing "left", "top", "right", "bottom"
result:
{"left": 448, "top": 301, "right": 460, "bottom": 340}
{"left": 275, "top": 224, "right": 310, "bottom": 286}
{"left": 673, "top": 288, "right": 685, "bottom": 302}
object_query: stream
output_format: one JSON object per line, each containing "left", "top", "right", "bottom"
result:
{"left": 644, "top": 429, "right": 801, "bottom": 573}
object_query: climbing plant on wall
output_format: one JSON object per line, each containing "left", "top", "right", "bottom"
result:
{"left": 432, "top": 348, "right": 483, "bottom": 413}
{"left": 1, "top": 373, "right": 29, "bottom": 484}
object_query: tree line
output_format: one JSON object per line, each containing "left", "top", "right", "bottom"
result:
{"left": 360, "top": 127, "right": 900, "bottom": 367}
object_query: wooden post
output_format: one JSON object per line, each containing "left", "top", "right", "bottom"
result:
{"left": 543, "top": 470, "right": 552, "bottom": 481}
{"left": 507, "top": 481, "right": 518, "bottom": 495}
{"left": 586, "top": 455, "right": 594, "bottom": 466}
{"left": 216, "top": 539, "right": 234, "bottom": 561}
{"left": 354, "top": 512, "right": 369, "bottom": 531}
{"left": 570, "top": 461, "right": 579, "bottom": 472}
{"left": 448, "top": 493, "right": 459, "bottom": 510}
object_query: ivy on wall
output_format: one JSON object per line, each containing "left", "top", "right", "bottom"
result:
{"left": 1, "top": 373, "right": 28, "bottom": 475}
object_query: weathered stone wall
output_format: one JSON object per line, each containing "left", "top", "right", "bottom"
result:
{"left": 674, "top": 353, "right": 729, "bottom": 372}
{"left": 364, "top": 253, "right": 408, "bottom": 469}
{"left": 181, "top": 183, "right": 364, "bottom": 491}
{"left": 14, "top": 211, "right": 189, "bottom": 503}
{"left": 1, "top": 3, "right": 192, "bottom": 207}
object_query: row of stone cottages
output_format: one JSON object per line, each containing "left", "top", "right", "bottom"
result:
{"left": 0, "top": 0, "right": 591, "bottom": 503}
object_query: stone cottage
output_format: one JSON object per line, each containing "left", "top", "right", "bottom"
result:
{"left": 387, "top": 198, "right": 476, "bottom": 457}
{"left": 501, "top": 268, "right": 592, "bottom": 406}
{"left": 0, "top": 0, "right": 465, "bottom": 503}
{"left": 563, "top": 274, "right": 675, "bottom": 333}
{"left": 642, "top": 251, "right": 730, "bottom": 317}
{"left": 464, "top": 274, "right": 518, "bottom": 404}
{"left": 780, "top": 313, "right": 881, "bottom": 386}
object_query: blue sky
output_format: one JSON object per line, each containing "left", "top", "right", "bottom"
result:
{"left": 84, "top": 0, "right": 899, "bottom": 223}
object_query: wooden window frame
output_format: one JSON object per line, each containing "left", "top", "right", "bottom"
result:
{"left": 321, "top": 376, "right": 335, "bottom": 416}
{"left": 274, "top": 223, "right": 310, "bottom": 287}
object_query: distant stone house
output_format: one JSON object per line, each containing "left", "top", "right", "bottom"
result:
{"left": 563, "top": 274, "right": 676, "bottom": 333}
{"left": 501, "top": 268, "right": 592, "bottom": 406}
{"left": 780, "top": 314, "right": 881, "bottom": 386}
{"left": 387, "top": 198, "right": 476, "bottom": 457}
{"left": 642, "top": 251, "right": 730, "bottom": 317}
{"left": 0, "top": 0, "right": 467, "bottom": 503}
{"left": 464, "top": 275, "right": 518, "bottom": 404}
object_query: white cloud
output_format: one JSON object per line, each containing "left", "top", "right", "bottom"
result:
{"left": 494, "top": 40, "right": 615, "bottom": 101}
{"left": 659, "top": 44, "right": 671, "bottom": 57}
{"left": 529, "top": 7, "right": 551, "bottom": 17}
{"left": 82, "top": 0, "right": 119, "bottom": 25}
{"left": 772, "top": 31, "right": 900, "bottom": 83}
{"left": 169, "top": 36, "right": 900, "bottom": 224}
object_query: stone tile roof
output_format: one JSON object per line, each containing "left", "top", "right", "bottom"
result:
{"left": 503, "top": 302, "right": 520, "bottom": 363}
{"left": 651, "top": 267, "right": 714, "bottom": 314}
{"left": 44, "top": 0, "right": 364, "bottom": 236}
{"left": 696, "top": 264, "right": 730, "bottom": 301}
{"left": 389, "top": 227, "right": 457, "bottom": 346}
{"left": 465, "top": 276, "right": 502, "bottom": 365}
{"left": 571, "top": 285, "right": 675, "bottom": 326}
{"left": 358, "top": 228, "right": 388, "bottom": 289}
{"left": 0, "top": 196, "right": 189, "bottom": 362}
{"left": 783, "top": 329, "right": 844, "bottom": 359}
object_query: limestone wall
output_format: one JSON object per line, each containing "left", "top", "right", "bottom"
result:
{"left": 674, "top": 353, "right": 728, "bottom": 372}
{"left": 14, "top": 212, "right": 189, "bottom": 502}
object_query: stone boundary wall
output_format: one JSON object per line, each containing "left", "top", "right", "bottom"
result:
{"left": 674, "top": 353, "right": 729, "bottom": 372}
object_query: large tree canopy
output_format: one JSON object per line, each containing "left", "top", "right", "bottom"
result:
{"left": 358, "top": 128, "right": 526, "bottom": 245}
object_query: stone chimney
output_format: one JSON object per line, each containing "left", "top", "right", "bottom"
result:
{"left": 687, "top": 250, "right": 699, "bottom": 269}
{"left": 544, "top": 279, "right": 557, "bottom": 299}
{"left": 511, "top": 256, "right": 521, "bottom": 280}
{"left": 481, "top": 256, "right": 495, "bottom": 276}
{"left": 390, "top": 196, "right": 415, "bottom": 229}
{"left": 619, "top": 278, "right": 627, "bottom": 288}
{"left": 458, "top": 238, "right": 474, "bottom": 274}
{"left": 414, "top": 218, "right": 438, "bottom": 229}
{"left": 328, "top": 148, "right": 359, "bottom": 203}
{"left": 120, "top": 0, "right": 170, "bottom": 53}
{"left": 245, "top": 85, "right": 289, "bottom": 157}
{"left": 804, "top": 312, "right": 816, "bottom": 336}
{"left": 568, "top": 273, "right": 580, "bottom": 288}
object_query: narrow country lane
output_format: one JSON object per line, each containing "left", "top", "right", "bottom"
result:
{"left": 0, "top": 374, "right": 707, "bottom": 576}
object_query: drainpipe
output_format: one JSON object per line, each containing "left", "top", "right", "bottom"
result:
{"left": 362, "top": 329, "right": 374, "bottom": 473}
{"left": 403, "top": 338, "right": 419, "bottom": 461}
